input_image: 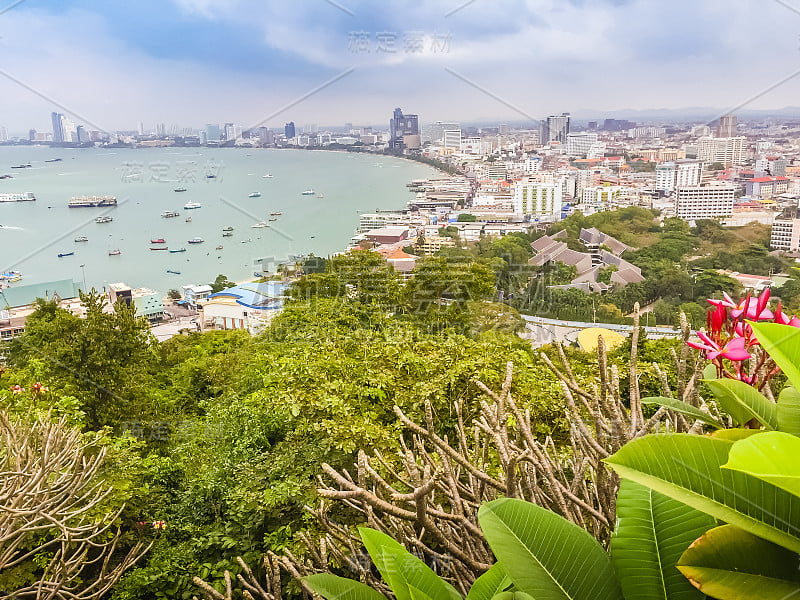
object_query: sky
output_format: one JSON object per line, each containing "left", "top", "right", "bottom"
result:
{"left": 1, "top": 0, "right": 800, "bottom": 133}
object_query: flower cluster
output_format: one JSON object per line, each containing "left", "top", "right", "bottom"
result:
{"left": 687, "top": 289, "right": 796, "bottom": 386}
{"left": 135, "top": 520, "right": 167, "bottom": 531}
{"left": 8, "top": 382, "right": 49, "bottom": 395}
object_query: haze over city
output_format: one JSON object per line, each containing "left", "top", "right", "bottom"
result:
{"left": 3, "top": 0, "right": 800, "bottom": 132}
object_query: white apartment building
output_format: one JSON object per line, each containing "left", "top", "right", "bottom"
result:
{"left": 770, "top": 214, "right": 800, "bottom": 252}
{"left": 628, "top": 126, "right": 666, "bottom": 138}
{"left": 523, "top": 157, "right": 542, "bottom": 173}
{"left": 443, "top": 126, "right": 462, "bottom": 150}
{"left": 696, "top": 137, "right": 745, "bottom": 166}
{"left": 582, "top": 186, "right": 623, "bottom": 209}
{"left": 566, "top": 132, "right": 598, "bottom": 157}
{"left": 675, "top": 184, "right": 735, "bottom": 220}
{"left": 513, "top": 180, "right": 562, "bottom": 218}
{"left": 655, "top": 159, "right": 703, "bottom": 193}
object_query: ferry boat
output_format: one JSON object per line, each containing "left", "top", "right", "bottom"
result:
{"left": 301, "top": 189, "right": 315, "bottom": 195}
{"left": 251, "top": 222, "right": 269, "bottom": 228}
{"left": 108, "top": 249, "right": 121, "bottom": 256}
{"left": 174, "top": 187, "right": 187, "bottom": 192}
{"left": 161, "top": 210, "right": 180, "bottom": 218}
{"left": 150, "top": 238, "right": 166, "bottom": 244}
{"left": 0, "top": 270, "right": 21, "bottom": 282}
{"left": 74, "top": 236, "right": 88, "bottom": 242}
{"left": 69, "top": 195, "right": 117, "bottom": 208}
{"left": 169, "top": 248, "right": 186, "bottom": 253}
{"left": 248, "top": 192, "right": 261, "bottom": 198}
{"left": 183, "top": 202, "right": 202, "bottom": 210}
{"left": 58, "top": 251, "right": 74, "bottom": 258}
{"left": 95, "top": 216, "right": 113, "bottom": 224}
{"left": 187, "top": 237, "right": 204, "bottom": 244}
{"left": 0, "top": 192, "right": 35, "bottom": 202}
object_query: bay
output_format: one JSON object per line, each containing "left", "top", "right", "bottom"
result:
{"left": 0, "top": 146, "right": 437, "bottom": 295}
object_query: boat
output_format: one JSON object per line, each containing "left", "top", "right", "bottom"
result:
{"left": 222, "top": 226, "right": 234, "bottom": 232}
{"left": 74, "top": 236, "right": 88, "bottom": 242}
{"left": 0, "top": 192, "right": 35, "bottom": 202}
{"left": 301, "top": 189, "right": 315, "bottom": 195}
{"left": 248, "top": 191, "right": 261, "bottom": 198}
{"left": 262, "top": 174, "right": 273, "bottom": 178}
{"left": 150, "top": 246, "right": 168, "bottom": 251}
{"left": 183, "top": 202, "right": 202, "bottom": 209}
{"left": 150, "top": 238, "right": 166, "bottom": 244}
{"left": 161, "top": 210, "right": 180, "bottom": 218}
{"left": 58, "top": 252, "right": 74, "bottom": 258}
{"left": 167, "top": 269, "right": 181, "bottom": 275}
{"left": 108, "top": 249, "right": 121, "bottom": 256}
{"left": 0, "top": 270, "right": 21, "bottom": 282}
{"left": 187, "top": 237, "right": 204, "bottom": 244}
{"left": 222, "top": 232, "right": 233, "bottom": 237}
{"left": 69, "top": 195, "right": 117, "bottom": 208}
{"left": 251, "top": 222, "right": 269, "bottom": 228}
{"left": 269, "top": 212, "right": 282, "bottom": 216}
{"left": 0, "top": 174, "right": 12, "bottom": 179}
{"left": 215, "top": 245, "right": 223, "bottom": 250}
{"left": 169, "top": 248, "right": 187, "bottom": 253}
{"left": 45, "top": 158, "right": 62, "bottom": 163}
{"left": 174, "top": 187, "right": 187, "bottom": 192}
{"left": 10, "top": 164, "right": 31, "bottom": 169}
{"left": 268, "top": 218, "right": 277, "bottom": 221}
{"left": 185, "top": 217, "right": 192, "bottom": 222}
{"left": 95, "top": 216, "right": 113, "bottom": 224}
{"left": 316, "top": 193, "right": 325, "bottom": 198}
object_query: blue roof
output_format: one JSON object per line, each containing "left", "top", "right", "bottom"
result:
{"left": 207, "top": 282, "right": 288, "bottom": 311}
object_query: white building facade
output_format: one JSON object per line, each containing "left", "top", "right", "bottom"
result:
{"left": 675, "top": 185, "right": 735, "bottom": 220}
{"left": 513, "top": 181, "right": 562, "bottom": 218}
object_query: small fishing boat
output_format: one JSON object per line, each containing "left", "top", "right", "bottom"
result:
{"left": 184, "top": 202, "right": 202, "bottom": 210}
{"left": 161, "top": 210, "right": 180, "bottom": 218}
{"left": 74, "top": 236, "right": 88, "bottom": 242}
{"left": 206, "top": 174, "right": 216, "bottom": 179}
{"left": 108, "top": 249, "right": 121, "bottom": 256}
{"left": 269, "top": 212, "right": 282, "bottom": 216}
{"left": 248, "top": 191, "right": 261, "bottom": 198}
{"left": 174, "top": 187, "right": 187, "bottom": 192}
{"left": 150, "top": 238, "right": 166, "bottom": 244}
{"left": 215, "top": 245, "right": 223, "bottom": 250}
{"left": 262, "top": 174, "right": 273, "bottom": 178}
{"left": 269, "top": 218, "right": 277, "bottom": 221}
{"left": 10, "top": 164, "right": 31, "bottom": 169}
{"left": 316, "top": 193, "right": 325, "bottom": 198}
{"left": 301, "top": 189, "right": 315, "bottom": 195}
{"left": 187, "top": 237, "right": 204, "bottom": 244}
{"left": 45, "top": 158, "right": 63, "bottom": 163}
{"left": 95, "top": 216, "right": 113, "bottom": 224}
{"left": 251, "top": 222, "right": 269, "bottom": 228}
{"left": 58, "top": 251, "right": 74, "bottom": 258}
{"left": 150, "top": 247, "right": 168, "bottom": 251}
{"left": 222, "top": 232, "right": 233, "bottom": 237}
{"left": 166, "top": 269, "right": 181, "bottom": 274}
{"left": 169, "top": 248, "right": 187, "bottom": 253}
{"left": 222, "top": 226, "right": 234, "bottom": 232}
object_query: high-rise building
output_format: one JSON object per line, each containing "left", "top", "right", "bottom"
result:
{"left": 675, "top": 184, "right": 735, "bottom": 220}
{"left": 138, "top": 122, "right": 144, "bottom": 136}
{"left": 28, "top": 129, "right": 36, "bottom": 141}
{"left": 717, "top": 114, "right": 738, "bottom": 138}
{"left": 566, "top": 132, "right": 598, "bottom": 157}
{"left": 284, "top": 122, "right": 296, "bottom": 139}
{"left": 205, "top": 124, "right": 221, "bottom": 142}
{"left": 655, "top": 159, "right": 703, "bottom": 194}
{"left": 542, "top": 113, "right": 570, "bottom": 144}
{"left": 771, "top": 210, "right": 800, "bottom": 252}
{"left": 389, "top": 108, "right": 419, "bottom": 150}
{"left": 602, "top": 119, "right": 635, "bottom": 132}
{"left": 513, "top": 180, "right": 562, "bottom": 218}
{"left": 442, "top": 124, "right": 461, "bottom": 150}
{"left": 696, "top": 136, "right": 745, "bottom": 167}
{"left": 51, "top": 112, "right": 64, "bottom": 144}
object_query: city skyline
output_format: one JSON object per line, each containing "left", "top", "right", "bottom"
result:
{"left": 1, "top": 1, "right": 800, "bottom": 132}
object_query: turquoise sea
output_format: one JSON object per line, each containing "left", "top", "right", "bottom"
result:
{"left": 0, "top": 147, "right": 437, "bottom": 295}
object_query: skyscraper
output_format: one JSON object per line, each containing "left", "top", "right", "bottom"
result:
{"left": 205, "top": 124, "right": 221, "bottom": 142}
{"left": 284, "top": 122, "right": 296, "bottom": 139}
{"left": 717, "top": 114, "right": 738, "bottom": 138}
{"left": 389, "top": 108, "right": 419, "bottom": 150}
{"left": 51, "top": 112, "right": 64, "bottom": 144}
{"left": 542, "top": 113, "right": 570, "bottom": 144}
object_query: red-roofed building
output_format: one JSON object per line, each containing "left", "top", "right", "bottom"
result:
{"left": 746, "top": 176, "right": 789, "bottom": 198}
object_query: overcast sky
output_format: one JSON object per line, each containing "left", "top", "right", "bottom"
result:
{"left": 2, "top": 0, "right": 800, "bottom": 133}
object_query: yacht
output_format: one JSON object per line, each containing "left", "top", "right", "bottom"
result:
{"left": 161, "top": 210, "right": 180, "bottom": 218}
{"left": 74, "top": 236, "right": 88, "bottom": 243}
{"left": 248, "top": 191, "right": 261, "bottom": 198}
{"left": 251, "top": 222, "right": 269, "bottom": 228}
{"left": 95, "top": 216, "right": 113, "bottom": 224}
{"left": 169, "top": 248, "right": 187, "bottom": 253}
{"left": 108, "top": 249, "right": 121, "bottom": 256}
{"left": 301, "top": 189, "right": 315, "bottom": 195}
{"left": 183, "top": 202, "right": 202, "bottom": 210}
{"left": 187, "top": 237, "right": 204, "bottom": 244}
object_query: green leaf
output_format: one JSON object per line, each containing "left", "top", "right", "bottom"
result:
{"left": 750, "top": 322, "right": 800, "bottom": 390}
{"left": 604, "top": 433, "right": 800, "bottom": 553}
{"left": 478, "top": 498, "right": 623, "bottom": 600}
{"left": 358, "top": 528, "right": 462, "bottom": 600}
{"left": 303, "top": 573, "right": 388, "bottom": 600}
{"left": 703, "top": 364, "right": 717, "bottom": 380}
{"left": 466, "top": 564, "right": 511, "bottom": 600}
{"left": 490, "top": 593, "right": 535, "bottom": 600}
{"left": 642, "top": 397, "right": 723, "bottom": 429}
{"left": 777, "top": 386, "right": 800, "bottom": 436}
{"left": 610, "top": 480, "right": 714, "bottom": 600}
{"left": 703, "top": 378, "right": 777, "bottom": 429}
{"left": 677, "top": 525, "right": 800, "bottom": 600}
{"left": 723, "top": 431, "right": 800, "bottom": 498}
{"left": 709, "top": 429, "right": 762, "bottom": 442}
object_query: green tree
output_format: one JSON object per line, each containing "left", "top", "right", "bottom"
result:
{"left": 209, "top": 274, "right": 234, "bottom": 293}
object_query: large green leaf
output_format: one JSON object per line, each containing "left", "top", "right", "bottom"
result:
{"left": 358, "top": 528, "right": 462, "bottom": 600}
{"left": 677, "top": 525, "right": 800, "bottom": 600}
{"left": 750, "top": 322, "right": 800, "bottom": 391}
{"left": 642, "top": 397, "right": 723, "bottom": 429}
{"left": 777, "top": 386, "right": 800, "bottom": 436}
{"left": 724, "top": 431, "right": 800, "bottom": 498}
{"left": 466, "top": 563, "right": 511, "bottom": 600}
{"left": 703, "top": 378, "right": 777, "bottom": 429}
{"left": 303, "top": 573, "right": 388, "bottom": 600}
{"left": 610, "top": 480, "right": 714, "bottom": 600}
{"left": 604, "top": 433, "right": 800, "bottom": 553}
{"left": 478, "top": 498, "right": 622, "bottom": 600}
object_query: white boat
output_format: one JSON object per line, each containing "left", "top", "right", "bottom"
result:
{"left": 251, "top": 222, "right": 269, "bottom": 228}
{"left": 0, "top": 192, "right": 35, "bottom": 202}
{"left": 74, "top": 236, "right": 88, "bottom": 242}
{"left": 301, "top": 189, "right": 315, "bottom": 195}
{"left": 188, "top": 237, "right": 204, "bottom": 244}
{"left": 248, "top": 192, "right": 261, "bottom": 198}
{"left": 183, "top": 202, "right": 202, "bottom": 210}
{"left": 262, "top": 174, "right": 273, "bottom": 178}
{"left": 161, "top": 210, "right": 180, "bottom": 218}
{"left": 108, "top": 249, "right": 121, "bottom": 256}
{"left": 95, "top": 216, "right": 113, "bottom": 223}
